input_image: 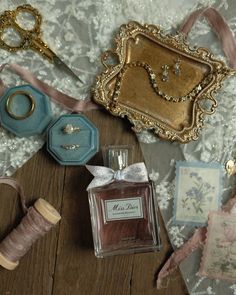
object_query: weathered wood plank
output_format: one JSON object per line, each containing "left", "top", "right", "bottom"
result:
{"left": 0, "top": 150, "right": 65, "bottom": 295}
{"left": 52, "top": 110, "right": 187, "bottom": 295}
{"left": 0, "top": 109, "right": 188, "bottom": 295}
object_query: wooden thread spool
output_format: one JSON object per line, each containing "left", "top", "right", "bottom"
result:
{"left": 0, "top": 198, "right": 61, "bottom": 270}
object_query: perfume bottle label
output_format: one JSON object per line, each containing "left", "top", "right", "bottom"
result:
{"left": 104, "top": 197, "right": 144, "bottom": 221}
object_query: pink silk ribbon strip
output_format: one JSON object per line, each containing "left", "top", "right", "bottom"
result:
{"left": 157, "top": 6, "right": 236, "bottom": 288}
{"left": 0, "top": 177, "right": 28, "bottom": 214}
{"left": 156, "top": 192, "right": 236, "bottom": 288}
{"left": 180, "top": 7, "right": 236, "bottom": 70}
{"left": 156, "top": 227, "right": 207, "bottom": 289}
{"left": 0, "top": 63, "right": 98, "bottom": 113}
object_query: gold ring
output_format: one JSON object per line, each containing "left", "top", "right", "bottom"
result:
{"left": 6, "top": 90, "right": 35, "bottom": 120}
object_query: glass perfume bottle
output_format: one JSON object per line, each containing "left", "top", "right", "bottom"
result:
{"left": 87, "top": 145, "right": 161, "bottom": 258}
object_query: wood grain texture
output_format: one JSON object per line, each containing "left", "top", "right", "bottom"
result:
{"left": 0, "top": 148, "right": 65, "bottom": 295}
{"left": 0, "top": 110, "right": 188, "bottom": 295}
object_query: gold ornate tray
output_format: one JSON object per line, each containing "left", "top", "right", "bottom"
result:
{"left": 93, "top": 21, "right": 235, "bottom": 143}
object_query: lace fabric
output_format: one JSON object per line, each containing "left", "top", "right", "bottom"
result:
{"left": 0, "top": 0, "right": 236, "bottom": 293}
{"left": 139, "top": 1, "right": 236, "bottom": 293}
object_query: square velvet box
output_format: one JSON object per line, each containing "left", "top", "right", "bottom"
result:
{"left": 47, "top": 114, "right": 99, "bottom": 165}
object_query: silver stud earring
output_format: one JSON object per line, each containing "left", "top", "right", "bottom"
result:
{"left": 173, "top": 58, "right": 181, "bottom": 76}
{"left": 161, "top": 65, "right": 169, "bottom": 82}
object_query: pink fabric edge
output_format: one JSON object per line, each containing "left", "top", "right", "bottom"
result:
{"left": 156, "top": 192, "right": 236, "bottom": 288}
{"left": 0, "top": 177, "right": 28, "bottom": 214}
{"left": 198, "top": 210, "right": 236, "bottom": 282}
{"left": 0, "top": 63, "right": 99, "bottom": 113}
{"left": 180, "top": 7, "right": 236, "bottom": 70}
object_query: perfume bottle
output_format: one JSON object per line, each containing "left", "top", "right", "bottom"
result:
{"left": 86, "top": 146, "right": 161, "bottom": 258}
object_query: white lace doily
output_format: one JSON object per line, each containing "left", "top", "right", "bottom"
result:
{"left": 1, "top": 0, "right": 236, "bottom": 294}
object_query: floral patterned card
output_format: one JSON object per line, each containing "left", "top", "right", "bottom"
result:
{"left": 199, "top": 211, "right": 236, "bottom": 282}
{"left": 173, "top": 161, "right": 222, "bottom": 226}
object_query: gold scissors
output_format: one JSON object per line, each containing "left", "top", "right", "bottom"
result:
{"left": 0, "top": 4, "right": 83, "bottom": 84}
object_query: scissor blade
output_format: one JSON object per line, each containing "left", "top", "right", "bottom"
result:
{"left": 53, "top": 56, "right": 84, "bottom": 84}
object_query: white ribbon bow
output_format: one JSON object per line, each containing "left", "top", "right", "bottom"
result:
{"left": 86, "top": 162, "right": 149, "bottom": 190}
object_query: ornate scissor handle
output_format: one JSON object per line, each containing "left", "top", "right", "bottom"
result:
{"left": 0, "top": 4, "right": 42, "bottom": 51}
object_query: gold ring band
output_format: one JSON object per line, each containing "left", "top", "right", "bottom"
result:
{"left": 6, "top": 90, "right": 35, "bottom": 120}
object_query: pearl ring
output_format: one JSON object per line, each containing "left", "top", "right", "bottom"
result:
{"left": 62, "top": 124, "right": 80, "bottom": 134}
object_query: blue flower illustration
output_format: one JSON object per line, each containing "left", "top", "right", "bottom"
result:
{"left": 190, "top": 172, "right": 198, "bottom": 178}
{"left": 183, "top": 172, "right": 214, "bottom": 213}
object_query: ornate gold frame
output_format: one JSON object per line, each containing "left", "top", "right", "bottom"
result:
{"left": 92, "top": 21, "right": 235, "bottom": 143}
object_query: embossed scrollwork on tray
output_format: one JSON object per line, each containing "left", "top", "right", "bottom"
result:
{"left": 93, "top": 21, "right": 235, "bottom": 143}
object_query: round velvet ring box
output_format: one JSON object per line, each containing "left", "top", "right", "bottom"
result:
{"left": 47, "top": 114, "right": 99, "bottom": 165}
{"left": 0, "top": 84, "right": 52, "bottom": 137}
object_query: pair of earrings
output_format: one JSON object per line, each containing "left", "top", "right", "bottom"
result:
{"left": 161, "top": 58, "right": 181, "bottom": 82}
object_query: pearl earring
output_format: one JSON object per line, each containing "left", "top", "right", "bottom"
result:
{"left": 173, "top": 57, "right": 181, "bottom": 76}
{"left": 161, "top": 65, "right": 169, "bottom": 82}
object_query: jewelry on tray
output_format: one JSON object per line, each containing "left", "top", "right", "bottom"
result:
{"left": 173, "top": 57, "right": 181, "bottom": 76}
{"left": 161, "top": 64, "right": 169, "bottom": 82}
{"left": 112, "top": 61, "right": 206, "bottom": 103}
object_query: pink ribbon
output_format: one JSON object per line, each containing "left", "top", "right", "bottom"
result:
{"left": 0, "top": 63, "right": 98, "bottom": 113}
{"left": 156, "top": 192, "right": 236, "bottom": 288}
{"left": 156, "top": 6, "right": 236, "bottom": 288}
{"left": 1, "top": 7, "right": 234, "bottom": 112}
{"left": 156, "top": 227, "right": 207, "bottom": 289}
{"left": 86, "top": 162, "right": 149, "bottom": 190}
{"left": 0, "top": 177, "right": 28, "bottom": 214}
{"left": 180, "top": 7, "right": 236, "bottom": 70}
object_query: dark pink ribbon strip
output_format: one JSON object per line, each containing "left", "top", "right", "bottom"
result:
{"left": 0, "top": 177, "right": 28, "bottom": 214}
{"left": 180, "top": 7, "right": 236, "bottom": 70}
{"left": 156, "top": 192, "right": 236, "bottom": 288}
{"left": 0, "top": 63, "right": 98, "bottom": 113}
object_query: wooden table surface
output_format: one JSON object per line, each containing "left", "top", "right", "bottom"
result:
{"left": 0, "top": 110, "right": 188, "bottom": 295}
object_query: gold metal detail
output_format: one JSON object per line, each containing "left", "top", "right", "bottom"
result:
{"left": 6, "top": 90, "right": 35, "bottom": 120}
{"left": 0, "top": 5, "right": 84, "bottom": 84}
{"left": 112, "top": 61, "right": 209, "bottom": 103}
{"left": 0, "top": 4, "right": 55, "bottom": 61}
{"left": 92, "top": 21, "right": 236, "bottom": 143}
{"left": 225, "top": 159, "right": 236, "bottom": 176}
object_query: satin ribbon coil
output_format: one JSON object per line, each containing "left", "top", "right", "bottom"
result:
{"left": 86, "top": 162, "right": 149, "bottom": 190}
{"left": 0, "top": 177, "right": 61, "bottom": 270}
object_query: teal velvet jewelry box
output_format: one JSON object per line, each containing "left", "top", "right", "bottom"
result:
{"left": 47, "top": 114, "right": 99, "bottom": 165}
{"left": 0, "top": 84, "right": 52, "bottom": 137}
